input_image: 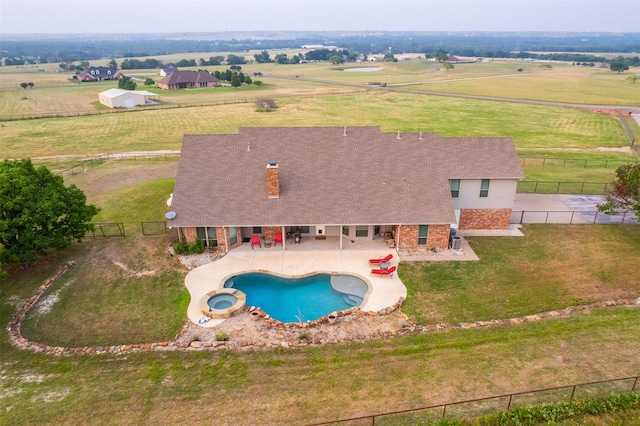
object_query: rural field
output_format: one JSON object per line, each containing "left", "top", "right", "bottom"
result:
{"left": 1, "top": 52, "right": 640, "bottom": 425}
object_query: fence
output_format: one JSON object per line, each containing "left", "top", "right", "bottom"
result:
{"left": 306, "top": 376, "right": 639, "bottom": 426}
{"left": 53, "top": 154, "right": 109, "bottom": 180}
{"left": 520, "top": 156, "right": 638, "bottom": 169}
{"left": 141, "top": 221, "right": 169, "bottom": 235}
{"left": 511, "top": 210, "right": 639, "bottom": 225}
{"left": 518, "top": 181, "right": 614, "bottom": 195}
{"left": 85, "top": 222, "right": 125, "bottom": 238}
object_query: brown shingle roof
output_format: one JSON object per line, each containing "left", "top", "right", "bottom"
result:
{"left": 170, "top": 127, "right": 523, "bottom": 227}
{"left": 157, "top": 70, "right": 220, "bottom": 85}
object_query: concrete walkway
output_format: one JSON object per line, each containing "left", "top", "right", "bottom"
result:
{"left": 185, "top": 245, "right": 408, "bottom": 327}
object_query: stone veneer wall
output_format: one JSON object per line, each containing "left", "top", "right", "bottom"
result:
{"left": 397, "top": 224, "right": 449, "bottom": 250}
{"left": 459, "top": 208, "right": 511, "bottom": 230}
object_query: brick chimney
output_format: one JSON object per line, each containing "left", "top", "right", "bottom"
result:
{"left": 266, "top": 162, "right": 279, "bottom": 198}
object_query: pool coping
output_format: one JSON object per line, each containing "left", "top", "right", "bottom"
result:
{"left": 184, "top": 246, "right": 408, "bottom": 327}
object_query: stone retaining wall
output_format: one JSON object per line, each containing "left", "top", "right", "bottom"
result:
{"left": 7, "top": 261, "right": 640, "bottom": 356}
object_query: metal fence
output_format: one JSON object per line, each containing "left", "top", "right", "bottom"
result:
{"left": 511, "top": 210, "right": 639, "bottom": 225}
{"left": 306, "top": 376, "right": 639, "bottom": 426}
{"left": 141, "top": 221, "right": 169, "bottom": 235}
{"left": 85, "top": 222, "right": 125, "bottom": 238}
{"left": 520, "top": 157, "right": 638, "bottom": 169}
{"left": 518, "top": 181, "right": 614, "bottom": 195}
{"left": 54, "top": 154, "right": 109, "bottom": 180}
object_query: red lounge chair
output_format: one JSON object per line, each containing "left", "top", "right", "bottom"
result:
{"left": 368, "top": 253, "right": 393, "bottom": 266}
{"left": 251, "top": 234, "right": 261, "bottom": 249}
{"left": 370, "top": 265, "right": 396, "bottom": 277}
{"left": 274, "top": 232, "right": 283, "bottom": 247}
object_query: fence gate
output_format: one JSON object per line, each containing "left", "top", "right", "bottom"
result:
{"left": 141, "top": 221, "right": 168, "bottom": 235}
{"left": 86, "top": 222, "right": 125, "bottom": 238}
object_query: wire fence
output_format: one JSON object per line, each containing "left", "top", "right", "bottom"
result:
{"left": 85, "top": 222, "right": 125, "bottom": 238}
{"left": 518, "top": 181, "right": 615, "bottom": 195}
{"left": 520, "top": 157, "right": 638, "bottom": 169}
{"left": 306, "top": 376, "right": 639, "bottom": 426}
{"left": 511, "top": 210, "right": 639, "bottom": 225}
{"left": 141, "top": 221, "right": 169, "bottom": 235}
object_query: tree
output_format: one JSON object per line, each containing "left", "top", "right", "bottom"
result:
{"left": 382, "top": 53, "right": 396, "bottom": 62}
{"left": 254, "top": 50, "right": 272, "bottom": 63}
{"left": 442, "top": 61, "right": 455, "bottom": 71}
{"left": 610, "top": 57, "right": 629, "bottom": 73}
{"left": 0, "top": 159, "right": 100, "bottom": 265}
{"left": 329, "top": 55, "right": 344, "bottom": 65}
{"left": 226, "top": 54, "right": 246, "bottom": 65}
{"left": 274, "top": 53, "right": 289, "bottom": 64}
{"left": 230, "top": 74, "right": 241, "bottom": 89}
{"left": 597, "top": 164, "right": 640, "bottom": 221}
{"left": 208, "top": 56, "right": 224, "bottom": 66}
{"left": 118, "top": 76, "right": 136, "bottom": 90}
{"left": 108, "top": 59, "right": 118, "bottom": 69}
{"left": 244, "top": 75, "right": 252, "bottom": 85}
{"left": 144, "top": 78, "right": 155, "bottom": 87}
{"left": 27, "top": 82, "right": 34, "bottom": 89}
{"left": 20, "top": 82, "right": 28, "bottom": 90}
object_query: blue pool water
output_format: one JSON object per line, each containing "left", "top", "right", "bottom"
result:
{"left": 224, "top": 272, "right": 368, "bottom": 323}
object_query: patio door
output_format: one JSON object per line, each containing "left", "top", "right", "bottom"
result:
{"left": 229, "top": 227, "right": 238, "bottom": 245}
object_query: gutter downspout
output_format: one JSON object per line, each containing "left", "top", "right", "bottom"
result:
{"left": 224, "top": 226, "right": 229, "bottom": 253}
{"left": 281, "top": 225, "right": 286, "bottom": 250}
{"left": 396, "top": 225, "right": 401, "bottom": 250}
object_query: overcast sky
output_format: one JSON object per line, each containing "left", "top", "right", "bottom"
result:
{"left": 1, "top": 0, "right": 639, "bottom": 35}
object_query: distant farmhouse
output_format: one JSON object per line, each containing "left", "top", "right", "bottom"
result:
{"left": 76, "top": 66, "right": 124, "bottom": 82}
{"left": 98, "top": 89, "right": 159, "bottom": 108}
{"left": 157, "top": 71, "right": 221, "bottom": 90}
{"left": 160, "top": 67, "right": 178, "bottom": 77}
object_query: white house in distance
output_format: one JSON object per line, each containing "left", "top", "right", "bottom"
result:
{"left": 98, "top": 88, "right": 159, "bottom": 108}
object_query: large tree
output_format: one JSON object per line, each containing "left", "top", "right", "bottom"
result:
{"left": 610, "top": 57, "right": 630, "bottom": 73}
{"left": 597, "top": 164, "right": 640, "bottom": 221}
{"left": 0, "top": 159, "right": 100, "bottom": 265}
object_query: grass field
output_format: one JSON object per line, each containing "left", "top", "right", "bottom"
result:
{"left": 2, "top": 52, "right": 640, "bottom": 425}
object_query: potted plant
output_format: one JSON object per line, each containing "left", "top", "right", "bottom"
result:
{"left": 250, "top": 310, "right": 261, "bottom": 321}
{"left": 327, "top": 313, "right": 337, "bottom": 324}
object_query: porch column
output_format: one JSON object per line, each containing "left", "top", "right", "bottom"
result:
{"left": 397, "top": 225, "right": 401, "bottom": 250}
{"left": 223, "top": 226, "right": 229, "bottom": 253}
{"left": 281, "top": 225, "right": 286, "bottom": 250}
{"left": 340, "top": 226, "right": 343, "bottom": 250}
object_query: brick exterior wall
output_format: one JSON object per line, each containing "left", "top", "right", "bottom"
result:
{"left": 459, "top": 208, "right": 511, "bottom": 230}
{"left": 181, "top": 226, "right": 243, "bottom": 251}
{"left": 266, "top": 164, "right": 279, "bottom": 198}
{"left": 263, "top": 226, "right": 281, "bottom": 243}
{"left": 397, "top": 224, "right": 449, "bottom": 250}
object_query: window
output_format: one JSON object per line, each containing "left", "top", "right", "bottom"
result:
{"left": 342, "top": 226, "right": 349, "bottom": 236}
{"left": 196, "top": 227, "right": 206, "bottom": 241}
{"left": 229, "top": 227, "right": 237, "bottom": 245}
{"left": 252, "top": 227, "right": 262, "bottom": 234}
{"left": 418, "top": 225, "right": 428, "bottom": 245}
{"left": 450, "top": 179, "right": 460, "bottom": 198}
{"left": 207, "top": 227, "right": 218, "bottom": 247}
{"left": 299, "top": 226, "right": 310, "bottom": 234}
{"left": 480, "top": 179, "right": 490, "bottom": 197}
{"left": 355, "top": 226, "right": 368, "bottom": 237}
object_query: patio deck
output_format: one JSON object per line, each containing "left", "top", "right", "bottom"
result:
{"left": 184, "top": 241, "right": 407, "bottom": 327}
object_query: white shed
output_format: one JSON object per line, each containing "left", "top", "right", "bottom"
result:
{"left": 98, "top": 88, "right": 158, "bottom": 108}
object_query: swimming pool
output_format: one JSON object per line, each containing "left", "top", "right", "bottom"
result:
{"left": 223, "top": 272, "right": 369, "bottom": 323}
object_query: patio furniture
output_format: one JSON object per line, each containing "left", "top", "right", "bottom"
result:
{"left": 368, "top": 253, "right": 393, "bottom": 266}
{"left": 370, "top": 265, "right": 396, "bottom": 278}
{"left": 264, "top": 240, "right": 272, "bottom": 248}
{"left": 251, "top": 234, "right": 261, "bottom": 249}
{"left": 275, "top": 232, "right": 283, "bottom": 247}
{"left": 295, "top": 234, "right": 301, "bottom": 244}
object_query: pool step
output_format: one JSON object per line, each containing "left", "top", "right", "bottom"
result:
{"left": 342, "top": 294, "right": 363, "bottom": 307}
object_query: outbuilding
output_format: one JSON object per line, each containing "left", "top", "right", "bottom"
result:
{"left": 98, "top": 88, "right": 159, "bottom": 108}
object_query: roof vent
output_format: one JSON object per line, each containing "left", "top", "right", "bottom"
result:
{"left": 419, "top": 132, "right": 423, "bottom": 140}
{"left": 343, "top": 126, "right": 347, "bottom": 137}
{"left": 247, "top": 142, "right": 251, "bottom": 152}
{"left": 397, "top": 131, "right": 401, "bottom": 140}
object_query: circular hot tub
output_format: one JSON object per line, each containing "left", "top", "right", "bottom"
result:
{"left": 199, "top": 288, "right": 246, "bottom": 319}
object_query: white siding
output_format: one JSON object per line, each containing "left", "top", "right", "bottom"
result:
{"left": 452, "top": 179, "right": 518, "bottom": 209}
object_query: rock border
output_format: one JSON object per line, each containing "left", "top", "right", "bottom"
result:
{"left": 7, "top": 261, "right": 640, "bottom": 356}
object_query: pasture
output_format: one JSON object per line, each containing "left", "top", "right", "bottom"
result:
{"left": 1, "top": 53, "right": 640, "bottom": 425}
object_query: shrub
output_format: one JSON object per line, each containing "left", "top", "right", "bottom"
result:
{"left": 254, "top": 97, "right": 277, "bottom": 111}
{"left": 215, "top": 332, "right": 228, "bottom": 341}
{"left": 173, "top": 238, "right": 205, "bottom": 255}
